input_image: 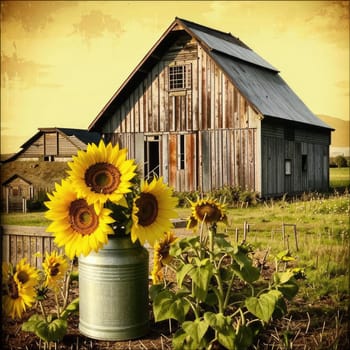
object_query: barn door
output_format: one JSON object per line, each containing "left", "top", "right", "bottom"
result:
{"left": 144, "top": 135, "right": 160, "bottom": 180}
{"left": 168, "top": 133, "right": 197, "bottom": 192}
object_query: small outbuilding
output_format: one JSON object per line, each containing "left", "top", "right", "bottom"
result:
{"left": 2, "top": 174, "right": 33, "bottom": 212}
{"left": 89, "top": 17, "right": 332, "bottom": 197}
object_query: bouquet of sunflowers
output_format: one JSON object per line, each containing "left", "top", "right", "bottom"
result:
{"left": 2, "top": 140, "right": 178, "bottom": 345}
{"left": 45, "top": 140, "right": 177, "bottom": 259}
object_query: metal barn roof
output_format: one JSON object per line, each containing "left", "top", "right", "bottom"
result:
{"left": 211, "top": 51, "right": 331, "bottom": 128}
{"left": 89, "top": 17, "right": 332, "bottom": 131}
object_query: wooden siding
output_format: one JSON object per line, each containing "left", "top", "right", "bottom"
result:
{"left": 18, "top": 134, "right": 45, "bottom": 158}
{"left": 101, "top": 33, "right": 260, "bottom": 193}
{"left": 261, "top": 120, "right": 330, "bottom": 197}
{"left": 16, "top": 132, "right": 83, "bottom": 160}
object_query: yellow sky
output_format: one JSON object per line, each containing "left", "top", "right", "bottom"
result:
{"left": 1, "top": 0, "right": 349, "bottom": 154}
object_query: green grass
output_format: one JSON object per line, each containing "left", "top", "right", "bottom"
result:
{"left": 330, "top": 166, "right": 350, "bottom": 188}
{"left": 1, "top": 212, "right": 50, "bottom": 226}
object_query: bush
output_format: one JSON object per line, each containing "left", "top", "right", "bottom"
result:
{"left": 334, "top": 155, "right": 347, "bottom": 168}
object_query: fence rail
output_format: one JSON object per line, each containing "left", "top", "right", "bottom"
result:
{"left": 1, "top": 225, "right": 61, "bottom": 268}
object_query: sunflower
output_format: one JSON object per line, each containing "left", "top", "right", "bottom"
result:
{"left": 2, "top": 259, "right": 39, "bottom": 319}
{"left": 45, "top": 179, "right": 115, "bottom": 259}
{"left": 131, "top": 177, "right": 177, "bottom": 246}
{"left": 67, "top": 140, "right": 137, "bottom": 213}
{"left": 188, "top": 197, "right": 227, "bottom": 227}
{"left": 151, "top": 232, "right": 177, "bottom": 284}
{"left": 42, "top": 251, "right": 69, "bottom": 291}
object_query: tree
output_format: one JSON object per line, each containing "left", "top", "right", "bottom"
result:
{"left": 334, "top": 155, "right": 347, "bottom": 168}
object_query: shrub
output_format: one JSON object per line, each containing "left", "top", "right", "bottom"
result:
{"left": 334, "top": 155, "right": 347, "bottom": 168}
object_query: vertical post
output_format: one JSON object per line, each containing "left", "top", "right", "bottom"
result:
{"left": 235, "top": 228, "right": 239, "bottom": 243}
{"left": 294, "top": 225, "right": 299, "bottom": 251}
{"left": 6, "top": 187, "right": 9, "bottom": 214}
{"left": 282, "top": 224, "right": 286, "bottom": 248}
{"left": 243, "top": 221, "right": 247, "bottom": 242}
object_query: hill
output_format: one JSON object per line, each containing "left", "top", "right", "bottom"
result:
{"left": 317, "top": 115, "right": 349, "bottom": 148}
{"left": 1, "top": 161, "right": 69, "bottom": 191}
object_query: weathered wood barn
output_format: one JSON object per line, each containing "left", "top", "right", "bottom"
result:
{"left": 89, "top": 17, "right": 332, "bottom": 197}
{"left": 3, "top": 127, "right": 101, "bottom": 162}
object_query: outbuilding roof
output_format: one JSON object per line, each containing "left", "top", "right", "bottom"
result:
{"left": 89, "top": 17, "right": 332, "bottom": 131}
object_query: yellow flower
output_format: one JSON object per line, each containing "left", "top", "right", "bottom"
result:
{"left": 188, "top": 197, "right": 227, "bottom": 227}
{"left": 45, "top": 179, "right": 115, "bottom": 259}
{"left": 42, "top": 251, "right": 69, "bottom": 291}
{"left": 67, "top": 140, "right": 137, "bottom": 213}
{"left": 131, "top": 177, "right": 177, "bottom": 246}
{"left": 14, "top": 258, "right": 40, "bottom": 288}
{"left": 2, "top": 259, "right": 39, "bottom": 319}
{"left": 151, "top": 232, "right": 177, "bottom": 284}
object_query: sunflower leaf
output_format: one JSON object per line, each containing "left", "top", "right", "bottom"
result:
{"left": 182, "top": 318, "right": 209, "bottom": 348}
{"left": 153, "top": 290, "right": 190, "bottom": 323}
{"left": 187, "top": 259, "right": 213, "bottom": 301}
{"left": 176, "top": 263, "right": 194, "bottom": 288}
{"left": 60, "top": 297, "right": 79, "bottom": 320}
{"left": 245, "top": 290, "right": 282, "bottom": 323}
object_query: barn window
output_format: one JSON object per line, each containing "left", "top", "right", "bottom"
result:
{"left": 169, "top": 64, "right": 191, "bottom": 90}
{"left": 285, "top": 159, "right": 292, "bottom": 175}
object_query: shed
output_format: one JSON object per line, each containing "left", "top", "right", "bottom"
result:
{"left": 2, "top": 174, "right": 33, "bottom": 212}
{"left": 88, "top": 17, "right": 333, "bottom": 197}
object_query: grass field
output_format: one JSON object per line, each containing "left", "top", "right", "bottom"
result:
{"left": 330, "top": 166, "right": 350, "bottom": 188}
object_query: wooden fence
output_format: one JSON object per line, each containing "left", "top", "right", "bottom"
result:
{"left": 1, "top": 225, "right": 61, "bottom": 268}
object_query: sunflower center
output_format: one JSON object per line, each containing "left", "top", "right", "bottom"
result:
{"left": 69, "top": 199, "right": 99, "bottom": 236}
{"left": 136, "top": 193, "right": 158, "bottom": 227}
{"left": 8, "top": 278, "right": 19, "bottom": 299}
{"left": 85, "top": 162, "right": 121, "bottom": 194}
{"left": 196, "top": 203, "right": 222, "bottom": 222}
{"left": 16, "top": 271, "right": 29, "bottom": 284}
{"left": 159, "top": 243, "right": 170, "bottom": 259}
{"left": 49, "top": 263, "right": 60, "bottom": 277}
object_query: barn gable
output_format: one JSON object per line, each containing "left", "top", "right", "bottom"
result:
{"left": 88, "top": 17, "right": 332, "bottom": 197}
{"left": 4, "top": 128, "right": 101, "bottom": 162}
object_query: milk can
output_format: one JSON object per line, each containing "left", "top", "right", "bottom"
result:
{"left": 78, "top": 235, "right": 149, "bottom": 341}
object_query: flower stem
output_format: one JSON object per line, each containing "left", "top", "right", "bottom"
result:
{"left": 39, "top": 301, "right": 48, "bottom": 324}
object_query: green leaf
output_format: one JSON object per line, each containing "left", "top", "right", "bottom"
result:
{"left": 245, "top": 290, "right": 282, "bottom": 323}
{"left": 235, "top": 324, "right": 253, "bottom": 350}
{"left": 22, "top": 314, "right": 45, "bottom": 333}
{"left": 276, "top": 280, "right": 299, "bottom": 300}
{"left": 231, "top": 249, "right": 260, "bottom": 283}
{"left": 23, "top": 315, "right": 67, "bottom": 342}
{"left": 204, "top": 312, "right": 235, "bottom": 350}
{"left": 188, "top": 259, "right": 213, "bottom": 301}
{"left": 153, "top": 290, "right": 190, "bottom": 323}
{"left": 182, "top": 318, "right": 209, "bottom": 347}
{"left": 232, "top": 261, "right": 260, "bottom": 283}
{"left": 273, "top": 272, "right": 299, "bottom": 300}
{"left": 274, "top": 271, "right": 295, "bottom": 284}
{"left": 172, "top": 329, "right": 188, "bottom": 350}
{"left": 170, "top": 236, "right": 200, "bottom": 256}
{"left": 60, "top": 297, "right": 79, "bottom": 320}
{"left": 177, "top": 263, "right": 194, "bottom": 288}
{"left": 37, "top": 318, "right": 67, "bottom": 342}
{"left": 149, "top": 283, "right": 165, "bottom": 301}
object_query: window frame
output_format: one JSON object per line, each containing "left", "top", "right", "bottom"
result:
{"left": 168, "top": 63, "right": 191, "bottom": 91}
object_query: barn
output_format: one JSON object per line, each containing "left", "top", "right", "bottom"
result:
{"left": 3, "top": 127, "right": 101, "bottom": 162}
{"left": 88, "top": 17, "right": 332, "bottom": 197}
